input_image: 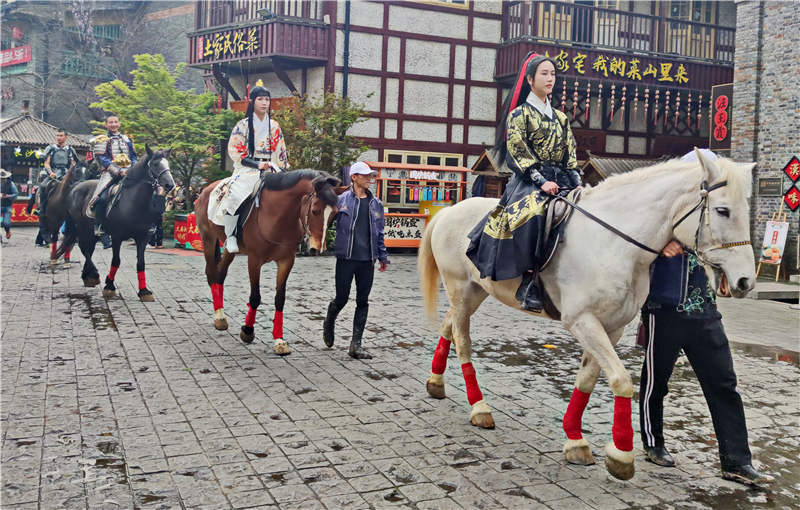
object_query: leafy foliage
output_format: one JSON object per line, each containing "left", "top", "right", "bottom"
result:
{"left": 271, "top": 92, "right": 371, "bottom": 178}
{"left": 91, "top": 54, "right": 241, "bottom": 208}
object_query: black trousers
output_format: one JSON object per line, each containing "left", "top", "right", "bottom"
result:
{"left": 639, "top": 312, "right": 752, "bottom": 469}
{"left": 333, "top": 258, "right": 374, "bottom": 310}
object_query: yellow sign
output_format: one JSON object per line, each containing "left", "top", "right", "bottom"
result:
{"left": 546, "top": 49, "right": 691, "bottom": 84}
{"left": 202, "top": 28, "right": 259, "bottom": 60}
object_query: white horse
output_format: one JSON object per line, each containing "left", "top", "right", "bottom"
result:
{"left": 418, "top": 149, "right": 756, "bottom": 480}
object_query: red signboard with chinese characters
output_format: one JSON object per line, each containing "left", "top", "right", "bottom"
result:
{"left": 709, "top": 83, "right": 732, "bottom": 151}
{"left": 173, "top": 213, "right": 204, "bottom": 250}
{"left": 782, "top": 156, "right": 800, "bottom": 183}
{"left": 783, "top": 187, "right": 800, "bottom": 212}
{"left": 10, "top": 200, "right": 38, "bottom": 224}
{"left": 0, "top": 45, "right": 32, "bottom": 67}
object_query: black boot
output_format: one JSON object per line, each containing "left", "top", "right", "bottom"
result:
{"left": 323, "top": 301, "right": 341, "bottom": 347}
{"left": 94, "top": 200, "right": 106, "bottom": 237}
{"left": 644, "top": 446, "right": 675, "bottom": 467}
{"left": 515, "top": 270, "right": 543, "bottom": 312}
{"left": 348, "top": 305, "right": 372, "bottom": 359}
{"left": 722, "top": 464, "right": 774, "bottom": 486}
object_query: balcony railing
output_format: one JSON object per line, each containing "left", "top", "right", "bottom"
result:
{"left": 195, "top": 0, "right": 324, "bottom": 30}
{"left": 503, "top": 1, "right": 734, "bottom": 64}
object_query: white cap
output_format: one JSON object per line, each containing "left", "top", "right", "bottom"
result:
{"left": 349, "top": 161, "right": 376, "bottom": 176}
{"left": 681, "top": 148, "right": 717, "bottom": 162}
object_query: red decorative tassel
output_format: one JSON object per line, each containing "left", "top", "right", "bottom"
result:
{"left": 664, "top": 90, "right": 670, "bottom": 127}
{"left": 584, "top": 83, "right": 591, "bottom": 122}
{"left": 653, "top": 89, "right": 660, "bottom": 126}
{"left": 572, "top": 81, "right": 579, "bottom": 119}
{"left": 620, "top": 85, "right": 627, "bottom": 123}
{"left": 561, "top": 79, "right": 567, "bottom": 113}
{"left": 643, "top": 87, "right": 649, "bottom": 123}
{"left": 633, "top": 86, "right": 639, "bottom": 121}
{"left": 609, "top": 84, "right": 616, "bottom": 122}
{"left": 597, "top": 83, "right": 603, "bottom": 114}
{"left": 697, "top": 93, "right": 703, "bottom": 131}
{"left": 674, "top": 92, "right": 681, "bottom": 128}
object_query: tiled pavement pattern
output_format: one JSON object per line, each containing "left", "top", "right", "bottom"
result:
{"left": 1, "top": 228, "right": 798, "bottom": 509}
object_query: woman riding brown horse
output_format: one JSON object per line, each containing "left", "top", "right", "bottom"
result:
{"left": 195, "top": 169, "right": 340, "bottom": 355}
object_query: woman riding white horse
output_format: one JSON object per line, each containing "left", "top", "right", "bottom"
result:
{"left": 419, "top": 148, "right": 756, "bottom": 480}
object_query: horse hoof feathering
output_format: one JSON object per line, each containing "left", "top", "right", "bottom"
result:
{"left": 63, "top": 262, "right": 71, "bottom": 269}
{"left": 469, "top": 400, "right": 495, "bottom": 429}
{"left": 426, "top": 374, "right": 446, "bottom": 399}
{"left": 273, "top": 339, "right": 291, "bottom": 356}
{"left": 240, "top": 326, "right": 255, "bottom": 343}
{"left": 102, "top": 289, "right": 116, "bottom": 298}
{"left": 137, "top": 289, "right": 155, "bottom": 302}
{"left": 563, "top": 439, "right": 595, "bottom": 465}
{"left": 604, "top": 443, "right": 635, "bottom": 481}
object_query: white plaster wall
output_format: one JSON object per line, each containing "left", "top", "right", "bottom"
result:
{"left": 405, "top": 40, "right": 451, "bottom": 78}
{"left": 454, "top": 45, "right": 467, "bottom": 79}
{"left": 403, "top": 80, "right": 449, "bottom": 117}
{"left": 473, "top": 1, "right": 502, "bottom": 15}
{"left": 628, "top": 136, "right": 647, "bottom": 155}
{"left": 385, "top": 119, "right": 397, "bottom": 139}
{"left": 389, "top": 5, "right": 467, "bottom": 37}
{"left": 357, "top": 149, "right": 379, "bottom": 162}
{"left": 385, "top": 78, "right": 399, "bottom": 114}
{"left": 344, "top": 0, "right": 385, "bottom": 29}
{"left": 402, "top": 121, "right": 447, "bottom": 142}
{"left": 387, "top": 37, "right": 401, "bottom": 73}
{"left": 452, "top": 84, "right": 465, "bottom": 119}
{"left": 468, "top": 86, "right": 498, "bottom": 121}
{"left": 347, "top": 117, "right": 380, "bottom": 138}
{"left": 605, "top": 134, "right": 624, "bottom": 153}
{"left": 452, "top": 124, "right": 464, "bottom": 144}
{"left": 472, "top": 17, "right": 501, "bottom": 44}
{"left": 471, "top": 47, "right": 496, "bottom": 82}
{"left": 338, "top": 31, "right": 384, "bottom": 70}
{"left": 306, "top": 67, "right": 326, "bottom": 101}
{"left": 347, "top": 74, "right": 382, "bottom": 111}
{"left": 466, "top": 154, "right": 479, "bottom": 167}
{"left": 468, "top": 125, "right": 495, "bottom": 146}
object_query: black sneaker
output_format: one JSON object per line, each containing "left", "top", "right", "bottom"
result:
{"left": 644, "top": 446, "right": 675, "bottom": 467}
{"left": 722, "top": 465, "right": 774, "bottom": 486}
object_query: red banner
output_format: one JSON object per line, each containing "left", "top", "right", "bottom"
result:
{"left": 173, "top": 213, "right": 204, "bottom": 250}
{"left": 10, "top": 201, "right": 38, "bottom": 224}
{"left": 0, "top": 45, "right": 32, "bottom": 68}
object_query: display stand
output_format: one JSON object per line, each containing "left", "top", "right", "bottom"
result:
{"left": 756, "top": 204, "right": 787, "bottom": 282}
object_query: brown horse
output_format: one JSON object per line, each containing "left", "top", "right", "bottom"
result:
{"left": 195, "top": 169, "right": 340, "bottom": 355}
{"left": 40, "top": 163, "right": 86, "bottom": 267}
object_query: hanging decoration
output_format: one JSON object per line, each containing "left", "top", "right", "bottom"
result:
{"left": 609, "top": 84, "right": 616, "bottom": 122}
{"left": 561, "top": 79, "right": 567, "bottom": 113}
{"left": 572, "top": 81, "right": 579, "bottom": 119}
{"left": 687, "top": 92, "right": 693, "bottom": 130}
{"left": 653, "top": 89, "right": 659, "bottom": 126}
{"left": 664, "top": 90, "right": 670, "bottom": 127}
{"left": 585, "top": 83, "right": 591, "bottom": 123}
{"left": 620, "top": 85, "right": 627, "bottom": 125}
{"left": 633, "top": 86, "right": 639, "bottom": 121}
{"left": 644, "top": 88, "right": 649, "bottom": 123}
{"left": 697, "top": 93, "right": 703, "bottom": 131}
{"left": 597, "top": 83, "right": 603, "bottom": 116}
{"left": 674, "top": 92, "right": 681, "bottom": 128}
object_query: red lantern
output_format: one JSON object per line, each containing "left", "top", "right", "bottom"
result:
{"left": 12, "top": 27, "right": 24, "bottom": 40}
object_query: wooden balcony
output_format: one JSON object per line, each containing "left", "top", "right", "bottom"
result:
{"left": 188, "top": 0, "right": 329, "bottom": 67}
{"left": 498, "top": 1, "right": 734, "bottom": 83}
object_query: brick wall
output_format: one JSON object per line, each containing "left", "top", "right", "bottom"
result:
{"left": 732, "top": 1, "right": 800, "bottom": 276}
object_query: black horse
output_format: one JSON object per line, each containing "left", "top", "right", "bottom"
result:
{"left": 37, "top": 163, "right": 87, "bottom": 266}
{"left": 56, "top": 146, "right": 174, "bottom": 300}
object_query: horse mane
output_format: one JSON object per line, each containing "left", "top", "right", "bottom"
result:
{"left": 261, "top": 169, "right": 323, "bottom": 191}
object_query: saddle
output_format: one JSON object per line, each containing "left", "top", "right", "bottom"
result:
{"left": 233, "top": 171, "right": 272, "bottom": 236}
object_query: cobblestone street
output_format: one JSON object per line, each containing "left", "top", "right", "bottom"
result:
{"left": 2, "top": 227, "right": 798, "bottom": 509}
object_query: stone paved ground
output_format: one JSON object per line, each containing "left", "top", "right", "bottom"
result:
{"left": 2, "top": 227, "right": 798, "bottom": 510}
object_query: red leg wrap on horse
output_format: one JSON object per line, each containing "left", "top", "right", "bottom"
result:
{"left": 431, "top": 336, "right": 450, "bottom": 375}
{"left": 137, "top": 271, "right": 146, "bottom": 290}
{"left": 245, "top": 304, "right": 257, "bottom": 327}
{"left": 108, "top": 265, "right": 119, "bottom": 281}
{"left": 50, "top": 243, "right": 57, "bottom": 258}
{"left": 272, "top": 311, "right": 284, "bottom": 339}
{"left": 562, "top": 387, "right": 591, "bottom": 440}
{"left": 65, "top": 249, "right": 71, "bottom": 261}
{"left": 461, "top": 362, "right": 483, "bottom": 405}
{"left": 210, "top": 283, "right": 223, "bottom": 310}
{"left": 612, "top": 396, "right": 634, "bottom": 451}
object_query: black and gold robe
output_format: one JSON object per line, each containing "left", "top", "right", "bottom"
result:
{"left": 467, "top": 103, "right": 581, "bottom": 281}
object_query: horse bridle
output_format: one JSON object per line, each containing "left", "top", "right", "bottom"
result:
{"left": 557, "top": 179, "right": 750, "bottom": 262}
{"left": 147, "top": 156, "right": 170, "bottom": 189}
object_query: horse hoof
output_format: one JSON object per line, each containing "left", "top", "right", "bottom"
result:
{"left": 240, "top": 326, "right": 255, "bottom": 343}
{"left": 49, "top": 259, "right": 58, "bottom": 266}
{"left": 426, "top": 379, "right": 446, "bottom": 399}
{"left": 63, "top": 262, "right": 71, "bottom": 269}
{"left": 102, "top": 289, "right": 116, "bottom": 298}
{"left": 564, "top": 439, "right": 595, "bottom": 466}
{"left": 604, "top": 443, "right": 635, "bottom": 481}
{"left": 214, "top": 319, "right": 228, "bottom": 331}
{"left": 138, "top": 289, "right": 155, "bottom": 302}
{"left": 470, "top": 413, "right": 495, "bottom": 429}
{"left": 273, "top": 339, "right": 291, "bottom": 356}
{"left": 83, "top": 277, "right": 100, "bottom": 287}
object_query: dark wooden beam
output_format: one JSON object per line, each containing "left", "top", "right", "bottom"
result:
{"left": 212, "top": 63, "right": 241, "bottom": 101}
{"left": 271, "top": 57, "right": 298, "bottom": 94}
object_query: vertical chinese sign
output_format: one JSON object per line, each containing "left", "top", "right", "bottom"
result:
{"left": 709, "top": 83, "right": 733, "bottom": 151}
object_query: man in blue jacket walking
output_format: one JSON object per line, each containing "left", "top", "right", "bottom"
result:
{"left": 323, "top": 162, "right": 389, "bottom": 359}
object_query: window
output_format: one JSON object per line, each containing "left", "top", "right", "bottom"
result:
{"left": 384, "top": 150, "right": 463, "bottom": 167}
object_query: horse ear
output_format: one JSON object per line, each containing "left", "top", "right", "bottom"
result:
{"left": 146, "top": 144, "right": 153, "bottom": 158}
{"left": 326, "top": 176, "right": 341, "bottom": 188}
{"left": 737, "top": 162, "right": 757, "bottom": 199}
{"left": 695, "top": 147, "right": 723, "bottom": 184}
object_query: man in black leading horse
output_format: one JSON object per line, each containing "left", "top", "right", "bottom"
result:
{"left": 39, "top": 129, "right": 79, "bottom": 217}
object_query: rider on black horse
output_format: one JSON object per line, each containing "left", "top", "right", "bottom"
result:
{"left": 39, "top": 129, "right": 79, "bottom": 217}
{"left": 87, "top": 115, "right": 137, "bottom": 236}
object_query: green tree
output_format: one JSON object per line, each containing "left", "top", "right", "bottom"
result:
{"left": 91, "top": 53, "right": 241, "bottom": 209}
{"left": 271, "top": 92, "right": 371, "bottom": 178}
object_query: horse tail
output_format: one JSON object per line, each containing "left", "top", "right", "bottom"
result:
{"left": 418, "top": 211, "right": 442, "bottom": 323}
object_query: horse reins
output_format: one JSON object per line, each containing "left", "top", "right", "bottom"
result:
{"left": 555, "top": 178, "right": 750, "bottom": 259}
{"left": 254, "top": 191, "right": 316, "bottom": 247}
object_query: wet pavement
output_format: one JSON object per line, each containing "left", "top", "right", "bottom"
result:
{"left": 1, "top": 227, "right": 798, "bottom": 509}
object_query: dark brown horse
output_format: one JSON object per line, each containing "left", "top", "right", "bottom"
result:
{"left": 40, "top": 163, "right": 86, "bottom": 267}
{"left": 195, "top": 169, "right": 340, "bottom": 355}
